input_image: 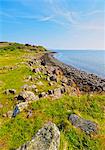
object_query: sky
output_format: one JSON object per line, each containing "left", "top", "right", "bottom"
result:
{"left": 0, "top": 0, "right": 105, "bottom": 50}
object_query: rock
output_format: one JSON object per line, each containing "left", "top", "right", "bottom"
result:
{"left": 69, "top": 114, "right": 98, "bottom": 134}
{"left": 53, "top": 88, "right": 62, "bottom": 98}
{"left": 21, "top": 84, "right": 37, "bottom": 91}
{"left": 61, "top": 77, "right": 68, "bottom": 83}
{"left": 60, "top": 87, "right": 66, "bottom": 94}
{"left": 53, "top": 67, "right": 63, "bottom": 76}
{"left": 21, "top": 84, "right": 29, "bottom": 90}
{"left": 2, "top": 113, "right": 7, "bottom": 117}
{"left": 32, "top": 68, "right": 41, "bottom": 73}
{"left": 7, "top": 111, "right": 13, "bottom": 118}
{"left": 39, "top": 92, "right": 46, "bottom": 98}
{"left": 48, "top": 90, "right": 54, "bottom": 95}
{"left": 46, "top": 77, "right": 50, "bottom": 82}
{"left": 17, "top": 122, "right": 60, "bottom": 150}
{"left": 102, "top": 85, "right": 105, "bottom": 91}
{"left": 17, "top": 91, "right": 38, "bottom": 102}
{"left": 4, "top": 89, "right": 16, "bottom": 95}
{"left": 48, "top": 82, "right": 54, "bottom": 86}
{"left": 41, "top": 60, "right": 46, "bottom": 66}
{"left": 28, "top": 75, "right": 33, "bottom": 81}
{"left": 50, "top": 75, "right": 57, "bottom": 82}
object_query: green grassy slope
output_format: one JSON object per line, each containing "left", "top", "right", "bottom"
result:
{"left": 0, "top": 42, "right": 105, "bottom": 150}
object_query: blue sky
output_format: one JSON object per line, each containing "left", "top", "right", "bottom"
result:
{"left": 0, "top": 0, "right": 105, "bottom": 50}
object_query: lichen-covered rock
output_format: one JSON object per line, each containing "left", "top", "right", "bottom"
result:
{"left": 17, "top": 91, "right": 38, "bottom": 101}
{"left": 69, "top": 114, "right": 98, "bottom": 134}
{"left": 17, "top": 122, "right": 60, "bottom": 150}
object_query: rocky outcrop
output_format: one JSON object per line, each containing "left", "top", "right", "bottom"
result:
{"left": 69, "top": 114, "right": 98, "bottom": 134}
{"left": 17, "top": 91, "right": 39, "bottom": 102}
{"left": 16, "top": 122, "right": 60, "bottom": 150}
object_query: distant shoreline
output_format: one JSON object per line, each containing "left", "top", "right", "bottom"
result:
{"left": 41, "top": 52, "right": 105, "bottom": 93}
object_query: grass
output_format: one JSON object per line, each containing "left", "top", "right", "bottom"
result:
{"left": 0, "top": 42, "right": 105, "bottom": 150}
{"left": 0, "top": 95, "right": 105, "bottom": 150}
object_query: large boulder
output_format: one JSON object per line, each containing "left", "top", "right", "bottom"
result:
{"left": 69, "top": 114, "right": 98, "bottom": 134}
{"left": 17, "top": 91, "right": 39, "bottom": 102}
{"left": 17, "top": 122, "right": 60, "bottom": 150}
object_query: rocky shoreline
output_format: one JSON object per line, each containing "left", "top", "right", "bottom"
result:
{"left": 41, "top": 52, "right": 105, "bottom": 93}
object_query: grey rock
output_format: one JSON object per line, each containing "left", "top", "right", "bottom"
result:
{"left": 17, "top": 122, "right": 60, "bottom": 150}
{"left": 17, "top": 91, "right": 38, "bottom": 101}
{"left": 69, "top": 114, "right": 98, "bottom": 134}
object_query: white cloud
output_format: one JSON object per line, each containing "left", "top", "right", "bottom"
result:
{"left": 83, "top": 10, "right": 105, "bottom": 16}
{"left": 39, "top": 16, "right": 54, "bottom": 22}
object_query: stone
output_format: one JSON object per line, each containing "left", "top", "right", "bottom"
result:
{"left": 21, "top": 84, "right": 37, "bottom": 91}
{"left": 53, "top": 67, "right": 63, "bottom": 76}
{"left": 41, "top": 60, "right": 46, "bottom": 66}
{"left": 4, "top": 89, "right": 16, "bottom": 95}
{"left": 61, "top": 77, "right": 68, "bottom": 83}
{"left": 53, "top": 88, "right": 62, "bottom": 98}
{"left": 2, "top": 113, "right": 7, "bottom": 117}
{"left": 69, "top": 114, "right": 98, "bottom": 134}
{"left": 17, "top": 91, "right": 38, "bottom": 102}
{"left": 21, "top": 84, "right": 29, "bottom": 90}
{"left": 60, "top": 87, "right": 66, "bottom": 94}
{"left": 39, "top": 92, "right": 46, "bottom": 98}
{"left": 50, "top": 75, "right": 57, "bottom": 82}
{"left": 32, "top": 68, "right": 41, "bottom": 73}
{"left": 48, "top": 90, "right": 54, "bottom": 95}
{"left": 16, "top": 122, "right": 60, "bottom": 150}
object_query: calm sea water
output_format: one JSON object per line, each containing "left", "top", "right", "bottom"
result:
{"left": 53, "top": 50, "right": 105, "bottom": 78}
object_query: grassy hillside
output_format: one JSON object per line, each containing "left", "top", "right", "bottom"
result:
{"left": 0, "top": 42, "right": 105, "bottom": 150}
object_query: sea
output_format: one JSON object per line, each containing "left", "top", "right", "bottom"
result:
{"left": 53, "top": 50, "right": 105, "bottom": 78}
